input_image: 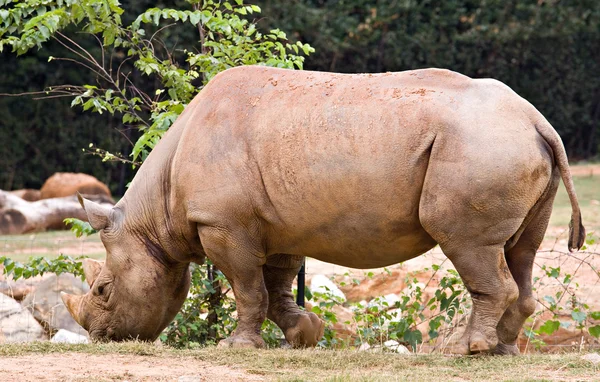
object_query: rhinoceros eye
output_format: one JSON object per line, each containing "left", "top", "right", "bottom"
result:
{"left": 93, "top": 281, "right": 111, "bottom": 301}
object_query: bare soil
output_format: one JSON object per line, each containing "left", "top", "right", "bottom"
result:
{"left": 0, "top": 353, "right": 265, "bottom": 382}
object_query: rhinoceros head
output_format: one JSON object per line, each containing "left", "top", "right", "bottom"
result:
{"left": 61, "top": 194, "right": 190, "bottom": 341}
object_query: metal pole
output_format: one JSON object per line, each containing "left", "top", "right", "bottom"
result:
{"left": 296, "top": 259, "right": 305, "bottom": 308}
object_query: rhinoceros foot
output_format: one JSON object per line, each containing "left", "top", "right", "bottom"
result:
{"left": 493, "top": 343, "right": 520, "bottom": 356}
{"left": 444, "top": 330, "right": 497, "bottom": 355}
{"left": 217, "top": 333, "right": 265, "bottom": 349}
{"left": 284, "top": 312, "right": 325, "bottom": 348}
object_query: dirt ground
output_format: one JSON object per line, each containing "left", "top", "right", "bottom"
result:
{"left": 0, "top": 353, "right": 265, "bottom": 382}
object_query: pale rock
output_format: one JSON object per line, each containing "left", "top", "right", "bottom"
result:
{"left": 383, "top": 340, "right": 412, "bottom": 354}
{"left": 350, "top": 300, "right": 368, "bottom": 312}
{"left": 581, "top": 353, "right": 600, "bottom": 364}
{"left": 310, "top": 274, "right": 346, "bottom": 302}
{"left": 21, "top": 273, "right": 89, "bottom": 335}
{"left": 358, "top": 342, "right": 371, "bottom": 351}
{"left": 51, "top": 329, "right": 89, "bottom": 344}
{"left": 0, "top": 293, "right": 46, "bottom": 343}
{"left": 178, "top": 376, "right": 201, "bottom": 382}
{"left": 368, "top": 293, "right": 401, "bottom": 309}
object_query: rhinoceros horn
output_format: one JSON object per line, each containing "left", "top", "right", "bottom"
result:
{"left": 77, "top": 192, "right": 111, "bottom": 230}
{"left": 82, "top": 258, "right": 104, "bottom": 287}
{"left": 61, "top": 292, "right": 85, "bottom": 327}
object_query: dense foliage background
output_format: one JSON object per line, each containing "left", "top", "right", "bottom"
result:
{"left": 1, "top": 0, "right": 599, "bottom": 194}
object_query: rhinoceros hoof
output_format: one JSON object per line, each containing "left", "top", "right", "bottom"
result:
{"left": 468, "top": 332, "right": 497, "bottom": 354}
{"left": 217, "top": 334, "right": 265, "bottom": 349}
{"left": 493, "top": 343, "right": 520, "bottom": 356}
{"left": 285, "top": 312, "right": 325, "bottom": 348}
{"left": 443, "top": 331, "right": 496, "bottom": 355}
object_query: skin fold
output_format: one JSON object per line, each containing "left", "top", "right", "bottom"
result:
{"left": 62, "top": 66, "right": 585, "bottom": 355}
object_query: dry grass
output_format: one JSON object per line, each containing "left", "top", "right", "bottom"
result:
{"left": 0, "top": 230, "right": 104, "bottom": 263}
{"left": 0, "top": 342, "right": 598, "bottom": 381}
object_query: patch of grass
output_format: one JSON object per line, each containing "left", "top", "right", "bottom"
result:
{"left": 0, "top": 342, "right": 598, "bottom": 381}
{"left": 0, "top": 231, "right": 103, "bottom": 263}
{"left": 0, "top": 341, "right": 162, "bottom": 357}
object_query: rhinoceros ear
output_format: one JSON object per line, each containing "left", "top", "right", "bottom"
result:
{"left": 82, "top": 258, "right": 104, "bottom": 286}
{"left": 77, "top": 192, "right": 111, "bottom": 230}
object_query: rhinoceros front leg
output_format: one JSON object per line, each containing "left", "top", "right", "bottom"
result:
{"left": 198, "top": 226, "right": 268, "bottom": 349}
{"left": 263, "top": 254, "right": 325, "bottom": 347}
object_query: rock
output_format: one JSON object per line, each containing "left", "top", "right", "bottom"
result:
{"left": 384, "top": 308, "right": 402, "bottom": 324}
{"left": 310, "top": 274, "right": 346, "bottom": 302}
{"left": 358, "top": 342, "right": 371, "bottom": 351}
{"left": 40, "top": 172, "right": 113, "bottom": 202}
{"left": 178, "top": 376, "right": 202, "bottom": 382}
{"left": 368, "top": 293, "right": 401, "bottom": 309}
{"left": 50, "top": 329, "right": 89, "bottom": 344}
{"left": 581, "top": 353, "right": 600, "bottom": 364}
{"left": 0, "top": 280, "right": 36, "bottom": 301}
{"left": 0, "top": 266, "right": 47, "bottom": 301}
{"left": 364, "top": 340, "right": 412, "bottom": 354}
{"left": 21, "top": 273, "right": 89, "bottom": 336}
{"left": 338, "top": 268, "right": 434, "bottom": 303}
{"left": 330, "top": 305, "right": 356, "bottom": 340}
{"left": 0, "top": 293, "right": 46, "bottom": 343}
{"left": 383, "top": 340, "right": 412, "bottom": 354}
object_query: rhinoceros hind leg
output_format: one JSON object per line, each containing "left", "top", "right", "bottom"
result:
{"left": 495, "top": 172, "right": 559, "bottom": 355}
{"left": 263, "top": 254, "right": 325, "bottom": 348}
{"left": 439, "top": 244, "right": 519, "bottom": 355}
{"left": 198, "top": 225, "right": 268, "bottom": 349}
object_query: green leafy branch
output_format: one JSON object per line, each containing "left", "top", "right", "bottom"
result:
{"left": 0, "top": 254, "right": 86, "bottom": 281}
{"left": 0, "top": 0, "right": 314, "bottom": 165}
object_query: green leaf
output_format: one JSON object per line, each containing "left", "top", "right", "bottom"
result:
{"left": 538, "top": 320, "right": 560, "bottom": 335}
{"left": 189, "top": 11, "right": 201, "bottom": 26}
{"left": 571, "top": 310, "right": 587, "bottom": 324}
{"left": 304, "top": 285, "right": 313, "bottom": 301}
{"left": 543, "top": 295, "right": 556, "bottom": 305}
{"left": 589, "top": 325, "right": 600, "bottom": 338}
{"left": 403, "top": 329, "right": 422, "bottom": 350}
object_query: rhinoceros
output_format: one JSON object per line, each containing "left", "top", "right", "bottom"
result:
{"left": 62, "top": 66, "right": 585, "bottom": 355}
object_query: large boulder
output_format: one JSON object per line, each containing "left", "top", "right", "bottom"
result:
{"left": 0, "top": 279, "right": 37, "bottom": 302}
{"left": 0, "top": 265, "right": 46, "bottom": 301}
{"left": 0, "top": 293, "right": 46, "bottom": 343}
{"left": 40, "top": 172, "right": 114, "bottom": 203}
{"left": 21, "top": 273, "right": 89, "bottom": 336}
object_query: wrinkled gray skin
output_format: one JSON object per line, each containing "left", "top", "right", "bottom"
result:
{"left": 62, "top": 66, "right": 585, "bottom": 355}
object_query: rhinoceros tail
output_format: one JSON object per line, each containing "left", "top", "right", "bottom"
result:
{"left": 533, "top": 117, "right": 586, "bottom": 252}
